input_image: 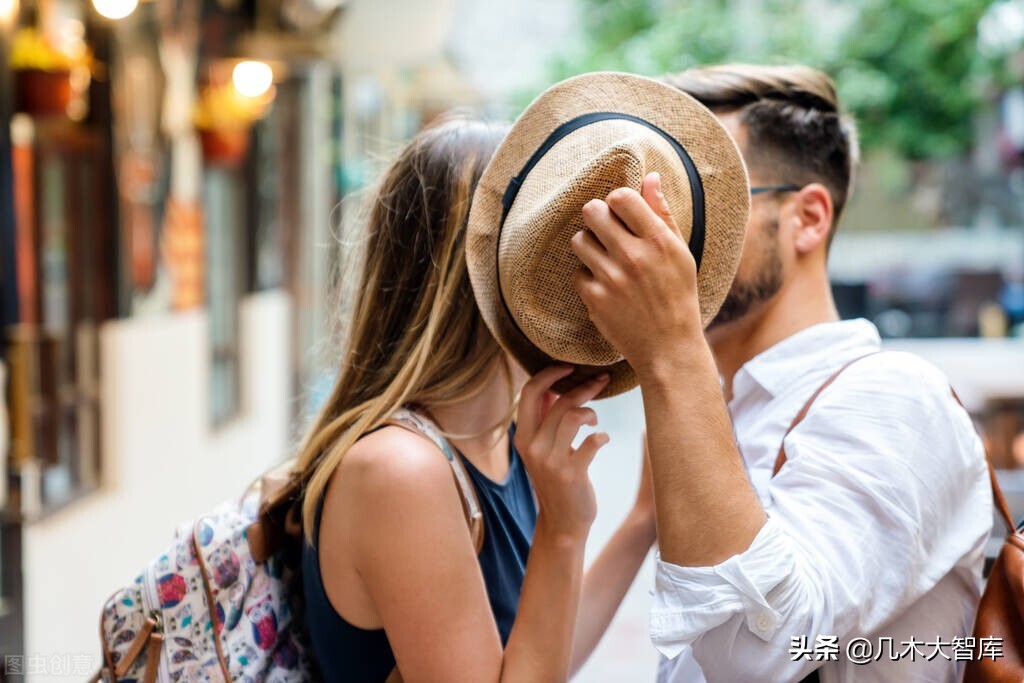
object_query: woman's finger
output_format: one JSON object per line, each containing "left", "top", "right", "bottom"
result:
{"left": 533, "top": 374, "right": 608, "bottom": 452}
{"left": 540, "top": 389, "right": 559, "bottom": 419}
{"left": 546, "top": 373, "right": 609, "bottom": 425}
{"left": 551, "top": 407, "right": 597, "bottom": 457}
{"left": 517, "top": 365, "right": 574, "bottom": 442}
{"left": 573, "top": 431, "right": 610, "bottom": 468}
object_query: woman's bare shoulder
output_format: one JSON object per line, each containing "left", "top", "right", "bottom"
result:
{"left": 334, "top": 423, "right": 458, "bottom": 508}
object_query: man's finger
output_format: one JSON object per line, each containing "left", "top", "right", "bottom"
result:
{"left": 640, "top": 172, "right": 681, "bottom": 235}
{"left": 572, "top": 268, "right": 604, "bottom": 308}
{"left": 570, "top": 229, "right": 612, "bottom": 279}
{"left": 605, "top": 185, "right": 671, "bottom": 238}
{"left": 582, "top": 198, "right": 631, "bottom": 253}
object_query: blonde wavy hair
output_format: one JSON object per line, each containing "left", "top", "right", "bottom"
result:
{"left": 295, "top": 115, "right": 511, "bottom": 544}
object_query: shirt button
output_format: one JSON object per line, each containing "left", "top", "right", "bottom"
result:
{"left": 755, "top": 612, "right": 774, "bottom": 633}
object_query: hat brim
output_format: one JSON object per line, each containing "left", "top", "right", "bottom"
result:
{"left": 467, "top": 72, "right": 750, "bottom": 398}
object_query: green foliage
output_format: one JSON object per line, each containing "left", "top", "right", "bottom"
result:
{"left": 548, "top": 0, "right": 1003, "bottom": 159}
{"left": 839, "top": 0, "right": 995, "bottom": 158}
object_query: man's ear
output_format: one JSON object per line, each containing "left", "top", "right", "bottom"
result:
{"left": 789, "top": 183, "right": 833, "bottom": 255}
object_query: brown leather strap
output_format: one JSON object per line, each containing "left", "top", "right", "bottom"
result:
{"left": 771, "top": 352, "right": 1016, "bottom": 537}
{"left": 141, "top": 632, "right": 164, "bottom": 683}
{"left": 192, "top": 523, "right": 233, "bottom": 683}
{"left": 99, "top": 587, "right": 124, "bottom": 682}
{"left": 950, "top": 389, "right": 1015, "bottom": 536}
{"left": 772, "top": 353, "right": 879, "bottom": 477}
{"left": 989, "top": 463, "right": 1016, "bottom": 536}
{"left": 114, "top": 616, "right": 157, "bottom": 677}
{"left": 248, "top": 469, "right": 303, "bottom": 563}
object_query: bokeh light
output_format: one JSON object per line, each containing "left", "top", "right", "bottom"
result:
{"left": 0, "top": 0, "right": 17, "bottom": 24}
{"left": 232, "top": 60, "right": 274, "bottom": 98}
{"left": 92, "top": 0, "right": 138, "bottom": 20}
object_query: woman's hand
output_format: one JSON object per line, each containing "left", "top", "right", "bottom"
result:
{"left": 515, "top": 366, "right": 610, "bottom": 542}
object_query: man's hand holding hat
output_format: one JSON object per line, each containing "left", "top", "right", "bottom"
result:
{"left": 568, "top": 169, "right": 766, "bottom": 568}
{"left": 571, "top": 172, "right": 706, "bottom": 381}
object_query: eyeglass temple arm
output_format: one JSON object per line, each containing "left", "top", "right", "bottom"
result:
{"left": 750, "top": 184, "right": 802, "bottom": 195}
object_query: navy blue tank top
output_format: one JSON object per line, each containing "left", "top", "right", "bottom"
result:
{"left": 302, "top": 426, "right": 536, "bottom": 683}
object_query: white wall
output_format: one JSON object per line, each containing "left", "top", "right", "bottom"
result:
{"left": 22, "top": 291, "right": 292, "bottom": 681}
{"left": 882, "top": 338, "right": 1024, "bottom": 412}
{"left": 577, "top": 388, "right": 659, "bottom": 683}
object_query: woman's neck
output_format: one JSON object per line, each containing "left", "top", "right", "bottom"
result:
{"left": 422, "top": 357, "right": 524, "bottom": 481}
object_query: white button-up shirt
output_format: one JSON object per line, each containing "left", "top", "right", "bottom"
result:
{"left": 651, "top": 319, "right": 992, "bottom": 683}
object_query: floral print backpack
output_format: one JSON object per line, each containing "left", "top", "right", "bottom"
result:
{"left": 94, "top": 409, "right": 484, "bottom": 683}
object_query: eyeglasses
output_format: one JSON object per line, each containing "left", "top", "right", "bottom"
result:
{"left": 750, "top": 184, "right": 802, "bottom": 196}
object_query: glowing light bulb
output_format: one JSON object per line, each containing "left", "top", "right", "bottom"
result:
{"left": 0, "top": 0, "right": 18, "bottom": 24}
{"left": 232, "top": 61, "right": 273, "bottom": 98}
{"left": 92, "top": 0, "right": 137, "bottom": 20}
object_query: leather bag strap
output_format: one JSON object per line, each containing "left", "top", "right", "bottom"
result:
{"left": 770, "top": 351, "right": 1016, "bottom": 536}
{"left": 949, "top": 389, "right": 1016, "bottom": 535}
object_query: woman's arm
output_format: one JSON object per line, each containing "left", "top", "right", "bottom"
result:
{"left": 570, "top": 436, "right": 656, "bottom": 676}
{"left": 501, "top": 368, "right": 609, "bottom": 683}
{"left": 326, "top": 367, "right": 609, "bottom": 683}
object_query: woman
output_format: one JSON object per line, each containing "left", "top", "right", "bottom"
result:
{"left": 295, "top": 115, "right": 656, "bottom": 683}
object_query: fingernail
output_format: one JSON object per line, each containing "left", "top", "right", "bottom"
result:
{"left": 651, "top": 172, "right": 661, "bottom": 184}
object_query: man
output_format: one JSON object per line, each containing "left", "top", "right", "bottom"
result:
{"left": 569, "top": 64, "right": 993, "bottom": 681}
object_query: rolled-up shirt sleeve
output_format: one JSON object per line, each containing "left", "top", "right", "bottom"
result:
{"left": 648, "top": 354, "right": 992, "bottom": 680}
{"left": 651, "top": 516, "right": 794, "bottom": 659}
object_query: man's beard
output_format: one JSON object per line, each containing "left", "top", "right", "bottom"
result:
{"left": 707, "top": 234, "right": 783, "bottom": 330}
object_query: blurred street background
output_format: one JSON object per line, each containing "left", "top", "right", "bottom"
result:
{"left": 2, "top": 0, "right": 1024, "bottom": 681}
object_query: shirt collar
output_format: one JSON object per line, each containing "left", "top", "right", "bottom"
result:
{"left": 736, "top": 318, "right": 882, "bottom": 400}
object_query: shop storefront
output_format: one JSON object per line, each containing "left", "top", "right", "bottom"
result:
{"left": 0, "top": 0, "right": 497, "bottom": 674}
{"left": 0, "top": 0, "right": 349, "bottom": 673}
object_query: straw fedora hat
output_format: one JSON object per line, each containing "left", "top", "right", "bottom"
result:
{"left": 466, "top": 72, "right": 750, "bottom": 397}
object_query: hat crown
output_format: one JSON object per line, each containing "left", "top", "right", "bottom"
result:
{"left": 466, "top": 72, "right": 750, "bottom": 398}
{"left": 499, "top": 122, "right": 696, "bottom": 365}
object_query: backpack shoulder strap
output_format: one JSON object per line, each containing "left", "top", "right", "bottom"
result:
{"left": 247, "top": 410, "right": 489, "bottom": 563}
{"left": 387, "top": 408, "right": 486, "bottom": 553}
{"left": 770, "top": 351, "right": 1016, "bottom": 536}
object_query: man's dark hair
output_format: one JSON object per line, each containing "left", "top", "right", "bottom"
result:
{"left": 663, "top": 64, "right": 859, "bottom": 243}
